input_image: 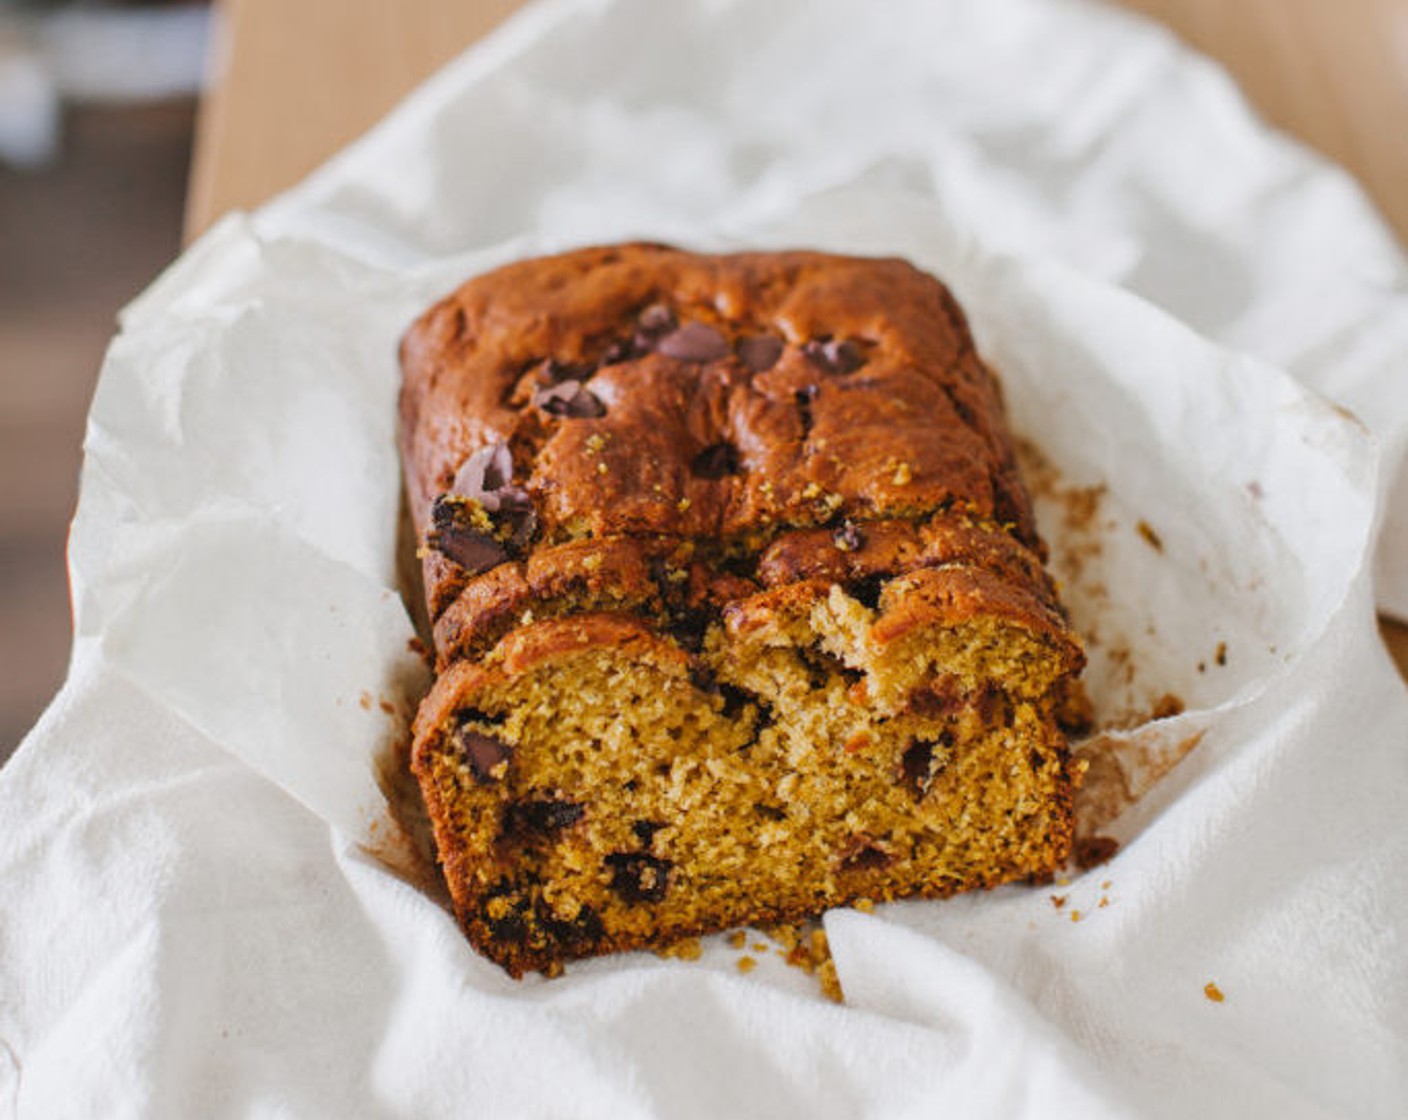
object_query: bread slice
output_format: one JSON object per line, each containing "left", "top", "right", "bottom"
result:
{"left": 400, "top": 245, "right": 1083, "bottom": 977}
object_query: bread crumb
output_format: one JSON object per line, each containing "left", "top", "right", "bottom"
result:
{"left": 1070, "top": 909, "right": 1083, "bottom": 922}
{"left": 818, "top": 960, "right": 844, "bottom": 1003}
{"left": 359, "top": 691, "right": 373, "bottom": 710}
{"left": 892, "top": 461, "right": 913, "bottom": 485}
{"left": 585, "top": 434, "right": 606, "bottom": 453}
{"left": 1074, "top": 835, "right": 1120, "bottom": 869}
{"left": 1151, "top": 693, "right": 1185, "bottom": 720}
{"left": 853, "top": 897, "right": 874, "bottom": 914}
{"left": 737, "top": 956, "right": 757, "bottom": 974}
{"left": 677, "top": 497, "right": 692, "bottom": 512}
{"left": 1098, "top": 896, "right": 1109, "bottom": 909}
{"left": 1204, "top": 981, "right": 1225, "bottom": 1003}
{"left": 727, "top": 930, "right": 747, "bottom": 950}
{"left": 1136, "top": 520, "right": 1163, "bottom": 551}
{"left": 596, "top": 462, "right": 608, "bottom": 475}
{"left": 1215, "top": 641, "right": 1228, "bottom": 667}
{"left": 1051, "top": 894, "right": 1068, "bottom": 909}
{"left": 656, "top": 938, "right": 702, "bottom": 961}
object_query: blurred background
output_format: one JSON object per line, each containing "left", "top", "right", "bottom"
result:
{"left": 0, "top": 0, "right": 208, "bottom": 758}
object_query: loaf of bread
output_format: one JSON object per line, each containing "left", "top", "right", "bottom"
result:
{"left": 400, "top": 244, "right": 1084, "bottom": 977}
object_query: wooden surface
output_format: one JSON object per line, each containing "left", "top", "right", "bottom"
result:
{"left": 184, "top": 0, "right": 1408, "bottom": 679}
{"left": 1, "top": 103, "right": 195, "bottom": 758}
{"left": 186, "top": 0, "right": 1408, "bottom": 245}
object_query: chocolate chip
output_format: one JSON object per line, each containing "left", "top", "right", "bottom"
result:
{"left": 902, "top": 737, "right": 947, "bottom": 797}
{"left": 431, "top": 525, "right": 508, "bottom": 574}
{"left": 605, "top": 852, "right": 672, "bottom": 903}
{"left": 452, "top": 441, "right": 514, "bottom": 497}
{"left": 535, "top": 901, "right": 604, "bottom": 946}
{"left": 690, "top": 441, "right": 740, "bottom": 479}
{"left": 630, "top": 305, "right": 678, "bottom": 354}
{"left": 452, "top": 723, "right": 513, "bottom": 784}
{"left": 632, "top": 820, "right": 665, "bottom": 847}
{"left": 444, "top": 440, "right": 538, "bottom": 554}
{"left": 711, "top": 683, "right": 747, "bottom": 718}
{"left": 668, "top": 610, "right": 711, "bottom": 654}
{"left": 493, "top": 488, "right": 539, "bottom": 550}
{"left": 848, "top": 575, "right": 885, "bottom": 610}
{"left": 487, "top": 912, "right": 528, "bottom": 944}
{"left": 658, "top": 322, "right": 730, "bottom": 362}
{"left": 833, "top": 519, "right": 865, "bottom": 552}
{"left": 482, "top": 881, "right": 529, "bottom": 944}
{"left": 802, "top": 337, "right": 864, "bottom": 375}
{"left": 840, "top": 843, "right": 894, "bottom": 871}
{"left": 428, "top": 496, "right": 509, "bottom": 574}
{"left": 689, "top": 664, "right": 719, "bottom": 694}
{"left": 737, "top": 333, "right": 783, "bottom": 372}
{"left": 541, "top": 357, "right": 593, "bottom": 385}
{"left": 532, "top": 379, "right": 607, "bottom": 419}
{"left": 504, "top": 798, "right": 585, "bottom": 836}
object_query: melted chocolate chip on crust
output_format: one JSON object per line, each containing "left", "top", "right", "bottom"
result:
{"left": 737, "top": 333, "right": 784, "bottom": 372}
{"left": 443, "top": 440, "right": 539, "bottom": 552}
{"left": 428, "top": 497, "right": 509, "bottom": 575}
{"left": 657, "top": 322, "right": 731, "bottom": 362}
{"left": 605, "top": 852, "right": 673, "bottom": 903}
{"left": 452, "top": 441, "right": 513, "bottom": 496}
{"left": 532, "top": 379, "right": 607, "bottom": 419}
{"left": 802, "top": 337, "right": 865, "bottom": 375}
{"left": 540, "top": 357, "right": 594, "bottom": 385}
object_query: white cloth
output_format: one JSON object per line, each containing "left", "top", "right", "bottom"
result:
{"left": 3, "top": 1, "right": 1407, "bottom": 1117}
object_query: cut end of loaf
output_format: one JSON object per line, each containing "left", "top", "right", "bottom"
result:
{"left": 414, "top": 580, "right": 1079, "bottom": 977}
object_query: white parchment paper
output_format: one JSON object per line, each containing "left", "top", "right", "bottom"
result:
{"left": 3, "top": 1, "right": 1406, "bottom": 1117}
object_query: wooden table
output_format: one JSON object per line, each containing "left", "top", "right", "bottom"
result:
{"left": 184, "top": 0, "right": 1408, "bottom": 678}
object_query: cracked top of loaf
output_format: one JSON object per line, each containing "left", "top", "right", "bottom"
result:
{"left": 401, "top": 242, "right": 1038, "bottom": 579}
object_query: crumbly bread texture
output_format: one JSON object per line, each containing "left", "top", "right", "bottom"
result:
{"left": 400, "top": 244, "right": 1084, "bottom": 978}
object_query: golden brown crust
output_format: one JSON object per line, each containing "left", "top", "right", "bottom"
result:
{"left": 400, "top": 243, "right": 1038, "bottom": 623}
